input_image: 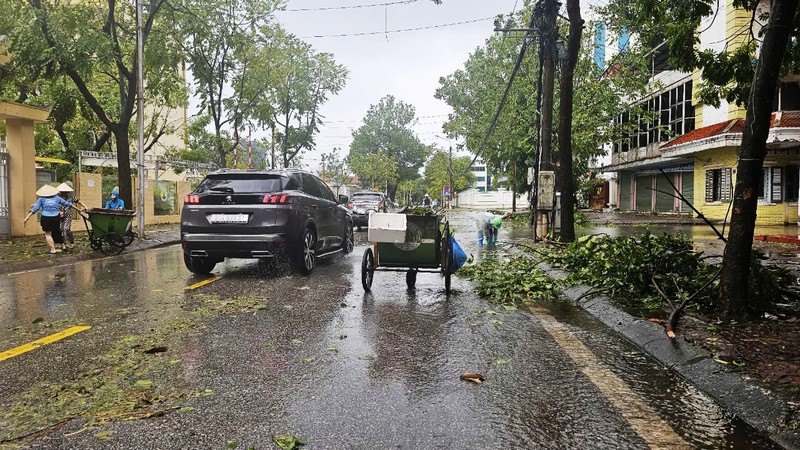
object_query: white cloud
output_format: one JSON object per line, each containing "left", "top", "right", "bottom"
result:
{"left": 276, "top": 0, "right": 521, "bottom": 170}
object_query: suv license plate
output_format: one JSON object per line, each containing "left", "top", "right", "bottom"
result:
{"left": 208, "top": 213, "right": 248, "bottom": 224}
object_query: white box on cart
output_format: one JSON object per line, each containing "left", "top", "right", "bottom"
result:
{"left": 367, "top": 213, "right": 407, "bottom": 243}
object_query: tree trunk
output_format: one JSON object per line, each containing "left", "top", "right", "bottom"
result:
{"left": 718, "top": 0, "right": 799, "bottom": 318}
{"left": 512, "top": 158, "right": 517, "bottom": 212}
{"left": 115, "top": 129, "right": 133, "bottom": 209}
{"left": 556, "top": 0, "right": 583, "bottom": 243}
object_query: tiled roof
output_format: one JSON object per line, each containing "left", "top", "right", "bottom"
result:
{"left": 661, "top": 119, "right": 744, "bottom": 148}
{"left": 662, "top": 111, "right": 800, "bottom": 149}
{"left": 772, "top": 110, "right": 800, "bottom": 127}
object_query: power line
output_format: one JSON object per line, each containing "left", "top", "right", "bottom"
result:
{"left": 279, "top": 0, "right": 420, "bottom": 12}
{"left": 300, "top": 16, "right": 494, "bottom": 38}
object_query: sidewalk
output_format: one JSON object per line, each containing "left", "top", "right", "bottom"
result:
{"left": 582, "top": 209, "right": 704, "bottom": 225}
{"left": 0, "top": 223, "right": 180, "bottom": 275}
{"left": 552, "top": 211, "right": 800, "bottom": 448}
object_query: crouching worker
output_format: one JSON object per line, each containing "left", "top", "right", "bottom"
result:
{"left": 476, "top": 212, "right": 511, "bottom": 247}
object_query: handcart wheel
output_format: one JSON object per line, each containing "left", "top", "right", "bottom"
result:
{"left": 123, "top": 229, "right": 136, "bottom": 247}
{"left": 89, "top": 232, "right": 102, "bottom": 250}
{"left": 361, "top": 247, "right": 375, "bottom": 292}
{"left": 406, "top": 269, "right": 417, "bottom": 289}
{"left": 100, "top": 232, "right": 126, "bottom": 256}
{"left": 443, "top": 223, "right": 452, "bottom": 295}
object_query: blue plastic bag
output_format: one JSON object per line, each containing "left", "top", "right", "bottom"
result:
{"left": 449, "top": 236, "right": 467, "bottom": 274}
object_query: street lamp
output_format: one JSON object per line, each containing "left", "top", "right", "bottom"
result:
{"left": 433, "top": 135, "right": 455, "bottom": 209}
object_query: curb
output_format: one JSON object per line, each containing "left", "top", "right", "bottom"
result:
{"left": 0, "top": 234, "right": 181, "bottom": 276}
{"left": 538, "top": 261, "right": 800, "bottom": 449}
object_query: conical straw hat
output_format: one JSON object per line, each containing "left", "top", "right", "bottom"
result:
{"left": 36, "top": 184, "right": 60, "bottom": 197}
{"left": 56, "top": 182, "right": 74, "bottom": 192}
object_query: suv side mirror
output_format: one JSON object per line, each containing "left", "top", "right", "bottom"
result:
{"left": 338, "top": 194, "right": 349, "bottom": 204}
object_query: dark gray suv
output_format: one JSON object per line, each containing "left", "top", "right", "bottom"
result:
{"left": 180, "top": 169, "right": 354, "bottom": 275}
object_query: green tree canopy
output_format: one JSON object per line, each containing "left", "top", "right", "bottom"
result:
{"left": 423, "top": 151, "right": 476, "bottom": 200}
{"left": 348, "top": 95, "right": 432, "bottom": 199}
{"left": 348, "top": 151, "right": 398, "bottom": 193}
{"left": 3, "top": 0, "right": 188, "bottom": 205}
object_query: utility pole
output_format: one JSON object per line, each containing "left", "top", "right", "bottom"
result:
{"left": 270, "top": 123, "right": 276, "bottom": 169}
{"left": 448, "top": 145, "right": 453, "bottom": 209}
{"left": 534, "top": 0, "right": 559, "bottom": 239}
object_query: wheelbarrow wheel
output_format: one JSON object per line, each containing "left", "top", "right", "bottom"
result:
{"left": 406, "top": 269, "right": 417, "bottom": 288}
{"left": 361, "top": 247, "right": 375, "bottom": 292}
{"left": 100, "top": 232, "right": 126, "bottom": 256}
{"left": 123, "top": 229, "right": 136, "bottom": 247}
{"left": 89, "top": 232, "right": 102, "bottom": 250}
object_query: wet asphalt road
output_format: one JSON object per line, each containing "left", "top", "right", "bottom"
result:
{"left": 0, "top": 211, "right": 781, "bottom": 449}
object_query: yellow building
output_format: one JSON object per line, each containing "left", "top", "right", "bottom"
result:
{"left": 602, "top": 0, "right": 800, "bottom": 225}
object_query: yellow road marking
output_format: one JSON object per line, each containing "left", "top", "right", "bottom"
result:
{"left": 184, "top": 275, "right": 221, "bottom": 290}
{"left": 0, "top": 325, "right": 92, "bottom": 362}
{"left": 528, "top": 305, "right": 691, "bottom": 449}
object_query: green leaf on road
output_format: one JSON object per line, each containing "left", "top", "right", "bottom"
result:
{"left": 358, "top": 355, "right": 375, "bottom": 361}
{"left": 31, "top": 317, "right": 44, "bottom": 324}
{"left": 291, "top": 338, "right": 303, "bottom": 345}
{"left": 135, "top": 380, "right": 153, "bottom": 388}
{"left": 226, "top": 441, "right": 239, "bottom": 449}
{"left": 490, "top": 319, "right": 503, "bottom": 325}
{"left": 324, "top": 347, "right": 339, "bottom": 353}
{"left": 94, "top": 430, "right": 115, "bottom": 441}
{"left": 273, "top": 435, "right": 305, "bottom": 449}
{"left": 300, "top": 357, "right": 315, "bottom": 363}
{"left": 177, "top": 406, "right": 195, "bottom": 413}
{"left": 202, "top": 389, "right": 215, "bottom": 397}
{"left": 264, "top": 343, "right": 275, "bottom": 350}
{"left": 496, "top": 359, "right": 508, "bottom": 365}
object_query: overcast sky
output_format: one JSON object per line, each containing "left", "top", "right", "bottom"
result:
{"left": 274, "top": 0, "right": 524, "bottom": 170}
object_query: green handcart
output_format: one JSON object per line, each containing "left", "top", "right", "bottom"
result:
{"left": 79, "top": 208, "right": 137, "bottom": 255}
{"left": 361, "top": 213, "right": 452, "bottom": 294}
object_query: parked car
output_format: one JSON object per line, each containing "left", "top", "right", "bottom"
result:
{"left": 180, "top": 169, "right": 353, "bottom": 275}
{"left": 348, "top": 192, "right": 389, "bottom": 230}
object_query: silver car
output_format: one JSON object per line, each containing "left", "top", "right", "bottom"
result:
{"left": 180, "top": 169, "right": 353, "bottom": 275}
{"left": 348, "top": 192, "right": 389, "bottom": 230}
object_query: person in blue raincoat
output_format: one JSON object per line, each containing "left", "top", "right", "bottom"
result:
{"left": 104, "top": 190, "right": 125, "bottom": 209}
{"left": 23, "top": 184, "right": 81, "bottom": 254}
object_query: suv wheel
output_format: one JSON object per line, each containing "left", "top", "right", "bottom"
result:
{"left": 292, "top": 227, "right": 317, "bottom": 274}
{"left": 341, "top": 222, "right": 354, "bottom": 254}
{"left": 184, "top": 253, "right": 216, "bottom": 275}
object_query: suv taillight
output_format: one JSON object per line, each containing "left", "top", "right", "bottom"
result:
{"left": 262, "top": 193, "right": 292, "bottom": 204}
{"left": 184, "top": 194, "right": 200, "bottom": 204}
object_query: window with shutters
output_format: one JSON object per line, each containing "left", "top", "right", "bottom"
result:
{"left": 758, "top": 166, "right": 794, "bottom": 203}
{"left": 785, "top": 166, "right": 799, "bottom": 202}
{"left": 705, "top": 168, "right": 731, "bottom": 202}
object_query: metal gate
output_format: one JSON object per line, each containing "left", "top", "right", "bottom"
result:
{"left": 0, "top": 150, "right": 8, "bottom": 236}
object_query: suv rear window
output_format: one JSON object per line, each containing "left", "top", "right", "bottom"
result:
{"left": 196, "top": 175, "right": 285, "bottom": 194}
{"left": 352, "top": 193, "right": 383, "bottom": 201}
